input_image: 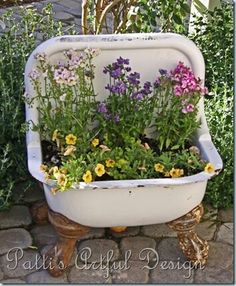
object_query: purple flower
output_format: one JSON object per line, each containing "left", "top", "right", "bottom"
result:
{"left": 159, "top": 69, "right": 168, "bottom": 76}
{"left": 125, "top": 67, "right": 132, "bottom": 72}
{"left": 127, "top": 72, "right": 140, "bottom": 85}
{"left": 114, "top": 115, "right": 120, "bottom": 123}
{"left": 103, "top": 67, "right": 109, "bottom": 74}
{"left": 142, "top": 81, "right": 152, "bottom": 95}
{"left": 131, "top": 91, "right": 144, "bottom": 101}
{"left": 111, "top": 67, "right": 122, "bottom": 79}
{"left": 97, "top": 103, "right": 108, "bottom": 113}
{"left": 117, "top": 57, "right": 129, "bottom": 65}
{"left": 154, "top": 78, "right": 161, "bottom": 88}
{"left": 106, "top": 81, "right": 127, "bottom": 94}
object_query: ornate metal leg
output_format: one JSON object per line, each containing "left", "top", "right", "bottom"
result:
{"left": 167, "top": 204, "right": 209, "bottom": 266}
{"left": 30, "top": 201, "right": 49, "bottom": 224}
{"left": 45, "top": 209, "right": 90, "bottom": 277}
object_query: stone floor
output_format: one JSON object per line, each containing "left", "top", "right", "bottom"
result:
{"left": 1, "top": 0, "right": 84, "bottom": 34}
{"left": 0, "top": 183, "right": 234, "bottom": 284}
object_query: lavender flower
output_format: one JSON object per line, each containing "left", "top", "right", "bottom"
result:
{"left": 131, "top": 91, "right": 144, "bottom": 101}
{"left": 117, "top": 57, "right": 129, "bottom": 65}
{"left": 159, "top": 69, "right": 168, "bottom": 76}
{"left": 142, "top": 81, "right": 152, "bottom": 95}
{"left": 106, "top": 81, "right": 127, "bottom": 94}
{"left": 97, "top": 103, "right": 108, "bottom": 114}
{"left": 154, "top": 78, "right": 161, "bottom": 88}
{"left": 111, "top": 67, "right": 122, "bottom": 79}
{"left": 127, "top": 72, "right": 140, "bottom": 85}
{"left": 114, "top": 115, "right": 120, "bottom": 123}
{"left": 125, "top": 67, "right": 132, "bottom": 72}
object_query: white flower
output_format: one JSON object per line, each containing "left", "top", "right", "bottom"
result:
{"left": 59, "top": 93, "right": 67, "bottom": 101}
{"left": 34, "top": 53, "right": 47, "bottom": 62}
{"left": 29, "top": 69, "right": 40, "bottom": 80}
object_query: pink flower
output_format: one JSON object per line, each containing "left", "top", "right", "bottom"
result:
{"left": 182, "top": 104, "right": 194, "bottom": 113}
{"left": 186, "top": 103, "right": 194, "bottom": 112}
{"left": 200, "top": 87, "right": 209, "bottom": 95}
{"left": 54, "top": 67, "right": 77, "bottom": 86}
{"left": 174, "top": 85, "right": 183, "bottom": 96}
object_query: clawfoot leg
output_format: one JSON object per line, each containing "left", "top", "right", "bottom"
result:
{"left": 45, "top": 209, "right": 90, "bottom": 277}
{"left": 167, "top": 204, "right": 209, "bottom": 266}
{"left": 30, "top": 201, "right": 49, "bottom": 224}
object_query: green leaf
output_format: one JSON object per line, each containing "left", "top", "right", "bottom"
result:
{"left": 172, "top": 14, "right": 183, "bottom": 25}
{"left": 193, "top": 0, "right": 208, "bottom": 14}
{"left": 171, "top": 145, "right": 180, "bottom": 150}
{"left": 180, "top": 3, "right": 191, "bottom": 13}
{"left": 165, "top": 138, "right": 171, "bottom": 149}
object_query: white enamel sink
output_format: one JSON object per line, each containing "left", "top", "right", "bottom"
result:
{"left": 24, "top": 33, "right": 222, "bottom": 227}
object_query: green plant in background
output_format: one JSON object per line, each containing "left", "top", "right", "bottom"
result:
{"left": 190, "top": 1, "right": 233, "bottom": 208}
{"left": 0, "top": 4, "right": 75, "bottom": 210}
{"left": 82, "top": 0, "right": 190, "bottom": 34}
{"left": 125, "top": 0, "right": 190, "bottom": 33}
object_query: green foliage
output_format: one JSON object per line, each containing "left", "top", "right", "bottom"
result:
{"left": 28, "top": 48, "right": 99, "bottom": 155}
{"left": 190, "top": 2, "right": 233, "bottom": 208}
{"left": 0, "top": 4, "right": 75, "bottom": 209}
{"left": 49, "top": 137, "right": 206, "bottom": 191}
{"left": 126, "top": 0, "right": 190, "bottom": 34}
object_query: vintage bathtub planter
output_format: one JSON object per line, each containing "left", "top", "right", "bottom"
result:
{"left": 25, "top": 33, "right": 222, "bottom": 277}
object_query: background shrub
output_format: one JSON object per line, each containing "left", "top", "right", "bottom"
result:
{"left": 126, "top": 0, "right": 190, "bottom": 34}
{"left": 0, "top": 4, "right": 75, "bottom": 209}
{"left": 190, "top": 2, "right": 233, "bottom": 208}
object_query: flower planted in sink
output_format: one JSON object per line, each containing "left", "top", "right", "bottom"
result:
{"left": 26, "top": 49, "right": 214, "bottom": 193}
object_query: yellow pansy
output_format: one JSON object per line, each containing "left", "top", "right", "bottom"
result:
{"left": 63, "top": 145, "right": 76, "bottom": 156}
{"left": 99, "top": 144, "right": 111, "bottom": 152}
{"left": 95, "top": 163, "right": 105, "bottom": 177}
{"left": 52, "top": 130, "right": 61, "bottom": 147}
{"left": 154, "top": 163, "right": 165, "bottom": 173}
{"left": 40, "top": 164, "right": 48, "bottom": 172}
{"left": 164, "top": 171, "right": 170, "bottom": 177}
{"left": 65, "top": 134, "right": 77, "bottom": 145}
{"left": 60, "top": 167, "right": 68, "bottom": 174}
{"left": 57, "top": 173, "right": 67, "bottom": 187}
{"left": 50, "top": 166, "right": 60, "bottom": 179}
{"left": 204, "top": 163, "right": 215, "bottom": 174}
{"left": 51, "top": 188, "right": 59, "bottom": 195}
{"left": 83, "top": 170, "right": 93, "bottom": 183}
{"left": 52, "top": 129, "right": 60, "bottom": 141}
{"left": 92, "top": 138, "right": 99, "bottom": 147}
{"left": 169, "top": 168, "right": 184, "bottom": 178}
{"left": 106, "top": 159, "right": 115, "bottom": 168}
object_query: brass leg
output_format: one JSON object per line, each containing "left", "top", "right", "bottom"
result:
{"left": 167, "top": 204, "right": 209, "bottom": 266}
{"left": 45, "top": 209, "right": 90, "bottom": 277}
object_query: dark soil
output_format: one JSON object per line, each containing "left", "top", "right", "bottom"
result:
{"left": 42, "top": 140, "right": 61, "bottom": 167}
{"left": 0, "top": 0, "right": 43, "bottom": 8}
